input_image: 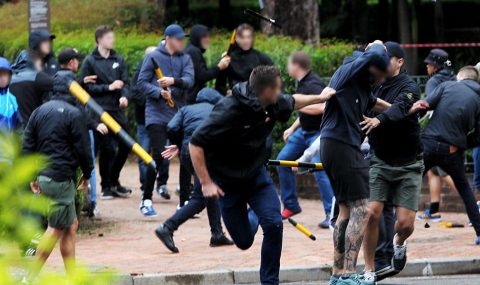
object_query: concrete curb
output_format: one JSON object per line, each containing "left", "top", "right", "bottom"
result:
{"left": 114, "top": 257, "right": 480, "bottom": 284}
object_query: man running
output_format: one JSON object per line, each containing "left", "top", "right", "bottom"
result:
{"left": 190, "top": 65, "right": 335, "bottom": 285}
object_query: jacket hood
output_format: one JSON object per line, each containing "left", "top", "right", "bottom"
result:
{"left": 0, "top": 57, "right": 12, "bottom": 73}
{"left": 232, "top": 82, "right": 263, "bottom": 112}
{"left": 157, "top": 42, "right": 184, "bottom": 56}
{"left": 29, "top": 30, "right": 55, "bottom": 51}
{"left": 52, "top": 69, "right": 76, "bottom": 105}
{"left": 11, "top": 50, "right": 35, "bottom": 72}
{"left": 432, "top": 67, "right": 454, "bottom": 81}
{"left": 196, "top": 88, "right": 223, "bottom": 105}
{"left": 462, "top": 79, "right": 480, "bottom": 96}
{"left": 189, "top": 25, "right": 209, "bottom": 53}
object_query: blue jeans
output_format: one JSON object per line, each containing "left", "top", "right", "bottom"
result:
{"left": 217, "top": 168, "right": 283, "bottom": 285}
{"left": 88, "top": 130, "right": 96, "bottom": 203}
{"left": 472, "top": 147, "right": 480, "bottom": 191}
{"left": 276, "top": 128, "right": 333, "bottom": 215}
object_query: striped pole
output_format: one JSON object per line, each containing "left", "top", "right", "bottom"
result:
{"left": 288, "top": 218, "right": 316, "bottom": 241}
{"left": 267, "top": 160, "right": 323, "bottom": 169}
{"left": 68, "top": 80, "right": 157, "bottom": 171}
{"left": 150, "top": 58, "right": 175, "bottom": 108}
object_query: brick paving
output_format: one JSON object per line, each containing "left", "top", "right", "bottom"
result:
{"left": 45, "top": 160, "right": 480, "bottom": 274}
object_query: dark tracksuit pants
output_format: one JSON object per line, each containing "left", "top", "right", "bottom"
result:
{"left": 374, "top": 202, "right": 395, "bottom": 270}
{"left": 94, "top": 110, "right": 130, "bottom": 189}
{"left": 216, "top": 167, "right": 283, "bottom": 285}
{"left": 164, "top": 149, "right": 223, "bottom": 236}
{"left": 145, "top": 124, "right": 168, "bottom": 200}
{"left": 423, "top": 138, "right": 480, "bottom": 237}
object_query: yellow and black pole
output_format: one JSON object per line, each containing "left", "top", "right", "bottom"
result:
{"left": 226, "top": 29, "right": 236, "bottom": 56}
{"left": 267, "top": 160, "right": 323, "bottom": 170}
{"left": 288, "top": 218, "right": 316, "bottom": 241}
{"left": 68, "top": 80, "right": 157, "bottom": 171}
{"left": 150, "top": 58, "right": 175, "bottom": 108}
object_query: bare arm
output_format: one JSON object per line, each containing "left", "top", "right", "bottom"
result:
{"left": 189, "top": 143, "right": 224, "bottom": 198}
{"left": 372, "top": 98, "right": 391, "bottom": 113}
{"left": 299, "top": 102, "right": 325, "bottom": 115}
{"left": 293, "top": 87, "right": 336, "bottom": 110}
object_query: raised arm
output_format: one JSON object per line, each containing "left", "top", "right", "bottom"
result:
{"left": 292, "top": 87, "right": 336, "bottom": 110}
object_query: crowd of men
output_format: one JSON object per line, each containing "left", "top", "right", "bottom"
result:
{"left": 1, "top": 22, "right": 480, "bottom": 285}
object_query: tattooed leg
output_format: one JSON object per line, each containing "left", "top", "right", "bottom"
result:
{"left": 332, "top": 203, "right": 350, "bottom": 275}
{"left": 344, "top": 199, "right": 369, "bottom": 273}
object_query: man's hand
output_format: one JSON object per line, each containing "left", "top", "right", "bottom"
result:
{"left": 30, "top": 181, "right": 41, "bottom": 194}
{"left": 409, "top": 100, "right": 429, "bottom": 114}
{"left": 160, "top": 89, "right": 172, "bottom": 101}
{"left": 119, "top": 96, "right": 128, "bottom": 109}
{"left": 161, "top": 145, "right": 179, "bottom": 160}
{"left": 202, "top": 182, "right": 225, "bottom": 199}
{"left": 321, "top": 87, "right": 336, "bottom": 101}
{"left": 158, "top": 77, "right": 175, "bottom": 88}
{"left": 96, "top": 123, "right": 109, "bottom": 135}
{"left": 283, "top": 127, "right": 294, "bottom": 143}
{"left": 360, "top": 115, "right": 381, "bottom": 135}
{"left": 83, "top": 75, "right": 97, "bottom": 84}
{"left": 217, "top": 56, "right": 231, "bottom": 70}
{"left": 109, "top": 80, "right": 124, "bottom": 91}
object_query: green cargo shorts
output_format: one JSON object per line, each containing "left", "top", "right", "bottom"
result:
{"left": 37, "top": 176, "right": 76, "bottom": 229}
{"left": 369, "top": 156, "right": 425, "bottom": 211}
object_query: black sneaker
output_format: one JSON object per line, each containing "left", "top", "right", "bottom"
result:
{"left": 101, "top": 188, "right": 114, "bottom": 200}
{"left": 155, "top": 224, "right": 179, "bottom": 253}
{"left": 210, "top": 233, "right": 234, "bottom": 247}
{"left": 111, "top": 184, "right": 132, "bottom": 198}
{"left": 156, "top": 184, "right": 171, "bottom": 200}
{"left": 318, "top": 214, "right": 331, "bottom": 229}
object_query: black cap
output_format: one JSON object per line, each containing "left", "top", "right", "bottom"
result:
{"left": 57, "top": 48, "right": 85, "bottom": 65}
{"left": 384, "top": 41, "right": 405, "bottom": 59}
{"left": 424, "top": 49, "right": 449, "bottom": 68}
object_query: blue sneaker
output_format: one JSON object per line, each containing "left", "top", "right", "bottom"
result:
{"left": 337, "top": 274, "right": 361, "bottom": 284}
{"left": 328, "top": 275, "right": 340, "bottom": 285}
{"left": 416, "top": 209, "right": 442, "bottom": 222}
{"left": 475, "top": 236, "right": 480, "bottom": 245}
{"left": 140, "top": 199, "right": 157, "bottom": 217}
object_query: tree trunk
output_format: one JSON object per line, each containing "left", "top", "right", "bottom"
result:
{"left": 351, "top": 0, "right": 368, "bottom": 43}
{"left": 434, "top": 0, "right": 445, "bottom": 42}
{"left": 219, "top": 0, "right": 231, "bottom": 29}
{"left": 155, "top": 0, "right": 167, "bottom": 27}
{"left": 397, "top": 0, "right": 415, "bottom": 73}
{"left": 261, "top": 0, "right": 320, "bottom": 44}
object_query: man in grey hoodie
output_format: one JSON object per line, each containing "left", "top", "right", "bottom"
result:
{"left": 137, "top": 24, "right": 194, "bottom": 216}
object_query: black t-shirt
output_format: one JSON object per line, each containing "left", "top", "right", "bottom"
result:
{"left": 296, "top": 71, "right": 325, "bottom": 131}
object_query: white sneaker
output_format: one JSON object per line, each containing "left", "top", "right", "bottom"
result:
{"left": 392, "top": 234, "right": 407, "bottom": 271}
{"left": 140, "top": 199, "right": 157, "bottom": 217}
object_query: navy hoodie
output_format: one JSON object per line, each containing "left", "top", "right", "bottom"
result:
{"left": 425, "top": 68, "right": 455, "bottom": 97}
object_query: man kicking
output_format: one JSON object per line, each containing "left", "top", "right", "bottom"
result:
{"left": 360, "top": 42, "right": 423, "bottom": 283}
{"left": 189, "top": 66, "right": 335, "bottom": 285}
{"left": 319, "top": 41, "right": 391, "bottom": 285}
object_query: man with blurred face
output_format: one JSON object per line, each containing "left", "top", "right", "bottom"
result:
{"left": 80, "top": 25, "right": 132, "bottom": 199}
{"left": 137, "top": 24, "right": 194, "bottom": 217}
{"left": 26, "top": 30, "right": 58, "bottom": 76}
{"left": 320, "top": 40, "right": 392, "bottom": 285}
{"left": 190, "top": 65, "right": 336, "bottom": 285}
{"left": 360, "top": 42, "right": 422, "bottom": 283}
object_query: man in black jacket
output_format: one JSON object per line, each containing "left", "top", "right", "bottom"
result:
{"left": 184, "top": 24, "right": 230, "bottom": 103}
{"left": 276, "top": 51, "right": 333, "bottom": 228}
{"left": 23, "top": 96, "right": 93, "bottom": 280}
{"left": 360, "top": 42, "right": 423, "bottom": 281}
{"left": 412, "top": 66, "right": 480, "bottom": 246}
{"left": 80, "top": 25, "right": 131, "bottom": 199}
{"left": 215, "top": 23, "right": 273, "bottom": 95}
{"left": 190, "top": 66, "right": 336, "bottom": 285}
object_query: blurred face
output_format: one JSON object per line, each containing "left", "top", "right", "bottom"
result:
{"left": 426, "top": 63, "right": 437, "bottom": 76}
{"left": 387, "top": 56, "right": 403, "bottom": 78}
{"left": 68, "top": 58, "right": 80, "bottom": 73}
{"left": 98, "top": 32, "right": 115, "bottom": 50}
{"left": 259, "top": 77, "right": 282, "bottom": 106}
{"left": 369, "top": 66, "right": 387, "bottom": 84}
{"left": 0, "top": 70, "right": 11, "bottom": 88}
{"left": 200, "top": 34, "right": 210, "bottom": 50}
{"left": 166, "top": 36, "right": 185, "bottom": 53}
{"left": 236, "top": 29, "right": 253, "bottom": 51}
{"left": 287, "top": 58, "right": 300, "bottom": 78}
{"left": 38, "top": 40, "right": 52, "bottom": 56}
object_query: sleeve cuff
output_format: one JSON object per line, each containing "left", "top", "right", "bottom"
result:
{"left": 376, "top": 113, "right": 388, "bottom": 123}
{"left": 173, "top": 78, "right": 184, "bottom": 88}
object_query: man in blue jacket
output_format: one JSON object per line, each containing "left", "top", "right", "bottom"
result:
{"left": 320, "top": 40, "right": 391, "bottom": 285}
{"left": 137, "top": 24, "right": 194, "bottom": 216}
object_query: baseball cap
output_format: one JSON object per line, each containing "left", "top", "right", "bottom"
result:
{"left": 57, "top": 48, "right": 85, "bottom": 65}
{"left": 384, "top": 41, "right": 405, "bottom": 59}
{"left": 164, "top": 24, "right": 188, "bottom": 39}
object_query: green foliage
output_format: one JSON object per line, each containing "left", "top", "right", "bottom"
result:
{"left": 0, "top": 133, "right": 114, "bottom": 284}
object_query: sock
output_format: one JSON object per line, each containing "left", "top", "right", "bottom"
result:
{"left": 430, "top": 202, "right": 440, "bottom": 214}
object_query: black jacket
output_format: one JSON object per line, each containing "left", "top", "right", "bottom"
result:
{"left": 368, "top": 71, "right": 422, "bottom": 164}
{"left": 130, "top": 60, "right": 146, "bottom": 125}
{"left": 184, "top": 25, "right": 221, "bottom": 104}
{"left": 191, "top": 82, "right": 294, "bottom": 182}
{"left": 22, "top": 100, "right": 93, "bottom": 181}
{"left": 296, "top": 71, "right": 325, "bottom": 131}
{"left": 79, "top": 47, "right": 130, "bottom": 111}
{"left": 215, "top": 44, "right": 273, "bottom": 94}
{"left": 423, "top": 79, "right": 480, "bottom": 150}
{"left": 10, "top": 51, "right": 53, "bottom": 125}
{"left": 425, "top": 68, "right": 455, "bottom": 97}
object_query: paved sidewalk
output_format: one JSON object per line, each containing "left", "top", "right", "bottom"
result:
{"left": 45, "top": 161, "right": 480, "bottom": 275}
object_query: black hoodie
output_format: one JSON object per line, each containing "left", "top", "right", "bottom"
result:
{"left": 184, "top": 24, "right": 221, "bottom": 104}
{"left": 214, "top": 44, "right": 273, "bottom": 95}
{"left": 191, "top": 82, "right": 294, "bottom": 183}
{"left": 368, "top": 71, "right": 422, "bottom": 164}
{"left": 28, "top": 30, "right": 59, "bottom": 76}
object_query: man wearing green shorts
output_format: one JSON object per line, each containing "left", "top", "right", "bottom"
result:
{"left": 23, "top": 87, "right": 93, "bottom": 280}
{"left": 360, "top": 42, "right": 423, "bottom": 283}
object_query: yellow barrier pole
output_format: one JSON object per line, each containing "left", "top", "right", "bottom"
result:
{"left": 150, "top": 58, "right": 175, "bottom": 108}
{"left": 288, "top": 218, "right": 316, "bottom": 241}
{"left": 267, "top": 160, "right": 323, "bottom": 169}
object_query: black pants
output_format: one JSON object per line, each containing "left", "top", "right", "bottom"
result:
{"left": 423, "top": 138, "right": 480, "bottom": 236}
{"left": 374, "top": 202, "right": 395, "bottom": 270}
{"left": 94, "top": 110, "right": 130, "bottom": 189}
{"left": 179, "top": 164, "right": 192, "bottom": 206}
{"left": 144, "top": 124, "right": 169, "bottom": 200}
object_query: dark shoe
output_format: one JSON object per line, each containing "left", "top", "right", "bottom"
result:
{"left": 101, "top": 188, "right": 114, "bottom": 200}
{"left": 156, "top": 184, "right": 171, "bottom": 200}
{"left": 210, "top": 233, "right": 234, "bottom": 247}
{"left": 155, "top": 224, "right": 179, "bottom": 253}
{"left": 375, "top": 265, "right": 398, "bottom": 282}
{"left": 318, "top": 214, "right": 331, "bottom": 229}
{"left": 111, "top": 184, "right": 132, "bottom": 198}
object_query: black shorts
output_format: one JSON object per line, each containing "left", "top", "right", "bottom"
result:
{"left": 320, "top": 138, "right": 369, "bottom": 203}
